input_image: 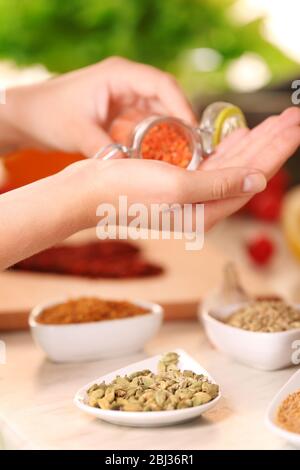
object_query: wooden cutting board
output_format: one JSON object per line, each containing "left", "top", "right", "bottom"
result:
{"left": 0, "top": 230, "right": 263, "bottom": 330}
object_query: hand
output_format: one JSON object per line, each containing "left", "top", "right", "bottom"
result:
{"left": 84, "top": 107, "right": 299, "bottom": 230}
{"left": 1, "top": 57, "right": 196, "bottom": 156}
{"left": 201, "top": 107, "right": 300, "bottom": 229}
{"left": 67, "top": 156, "right": 266, "bottom": 229}
{"left": 0, "top": 153, "right": 266, "bottom": 269}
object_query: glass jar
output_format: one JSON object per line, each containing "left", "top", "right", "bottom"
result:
{"left": 94, "top": 102, "right": 247, "bottom": 170}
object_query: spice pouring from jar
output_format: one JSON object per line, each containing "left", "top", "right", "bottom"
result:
{"left": 93, "top": 102, "right": 247, "bottom": 169}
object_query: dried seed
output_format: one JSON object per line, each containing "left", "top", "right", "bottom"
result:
{"left": 177, "top": 399, "right": 193, "bottom": 409}
{"left": 189, "top": 383, "right": 203, "bottom": 392}
{"left": 146, "top": 402, "right": 162, "bottom": 412}
{"left": 157, "top": 362, "right": 167, "bottom": 374}
{"left": 161, "top": 352, "right": 179, "bottom": 364}
{"left": 192, "top": 392, "right": 212, "bottom": 406}
{"left": 155, "top": 390, "right": 167, "bottom": 407}
{"left": 105, "top": 387, "right": 115, "bottom": 403}
{"left": 183, "top": 370, "right": 195, "bottom": 378}
{"left": 88, "top": 388, "right": 105, "bottom": 406}
{"left": 165, "top": 402, "right": 176, "bottom": 410}
{"left": 225, "top": 300, "right": 300, "bottom": 333}
{"left": 114, "top": 377, "right": 130, "bottom": 389}
{"left": 123, "top": 401, "right": 143, "bottom": 412}
{"left": 87, "top": 383, "right": 100, "bottom": 394}
{"left": 202, "top": 382, "right": 219, "bottom": 399}
{"left": 141, "top": 375, "right": 155, "bottom": 388}
{"left": 98, "top": 397, "right": 111, "bottom": 410}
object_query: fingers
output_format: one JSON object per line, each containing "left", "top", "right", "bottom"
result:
{"left": 203, "top": 196, "right": 249, "bottom": 231}
{"left": 201, "top": 107, "right": 300, "bottom": 176}
{"left": 154, "top": 73, "right": 197, "bottom": 125}
{"left": 214, "top": 127, "right": 250, "bottom": 157}
{"left": 77, "top": 122, "right": 113, "bottom": 158}
{"left": 234, "top": 123, "right": 300, "bottom": 178}
{"left": 203, "top": 127, "right": 250, "bottom": 170}
{"left": 236, "top": 108, "right": 300, "bottom": 167}
{"left": 138, "top": 65, "right": 196, "bottom": 124}
{"left": 204, "top": 116, "right": 279, "bottom": 170}
{"left": 139, "top": 68, "right": 196, "bottom": 124}
{"left": 279, "top": 106, "right": 300, "bottom": 126}
{"left": 201, "top": 108, "right": 300, "bottom": 230}
{"left": 175, "top": 166, "right": 266, "bottom": 203}
{"left": 259, "top": 125, "right": 300, "bottom": 178}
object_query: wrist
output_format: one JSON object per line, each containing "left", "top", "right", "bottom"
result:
{"left": 57, "top": 158, "right": 105, "bottom": 232}
{"left": 0, "top": 160, "right": 98, "bottom": 269}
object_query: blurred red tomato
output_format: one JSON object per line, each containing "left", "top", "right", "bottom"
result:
{"left": 247, "top": 235, "right": 275, "bottom": 266}
{"left": 241, "top": 169, "right": 289, "bottom": 222}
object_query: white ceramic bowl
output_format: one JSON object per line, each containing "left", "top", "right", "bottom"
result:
{"left": 266, "top": 368, "right": 300, "bottom": 448}
{"left": 74, "top": 349, "right": 221, "bottom": 427}
{"left": 200, "top": 302, "right": 300, "bottom": 371}
{"left": 29, "top": 298, "right": 163, "bottom": 363}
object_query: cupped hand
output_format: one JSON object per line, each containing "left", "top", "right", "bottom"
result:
{"left": 67, "top": 156, "right": 266, "bottom": 230}
{"left": 201, "top": 107, "right": 300, "bottom": 229}
{"left": 66, "top": 107, "right": 300, "bottom": 232}
{"left": 89, "top": 107, "right": 300, "bottom": 231}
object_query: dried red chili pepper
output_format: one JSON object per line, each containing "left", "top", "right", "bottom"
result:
{"left": 12, "top": 240, "right": 163, "bottom": 279}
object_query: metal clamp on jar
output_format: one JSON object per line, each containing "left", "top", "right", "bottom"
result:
{"left": 93, "top": 102, "right": 247, "bottom": 170}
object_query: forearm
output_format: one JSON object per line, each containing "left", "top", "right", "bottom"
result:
{"left": 0, "top": 160, "right": 94, "bottom": 270}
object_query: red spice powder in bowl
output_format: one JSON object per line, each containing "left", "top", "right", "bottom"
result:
{"left": 140, "top": 121, "right": 193, "bottom": 168}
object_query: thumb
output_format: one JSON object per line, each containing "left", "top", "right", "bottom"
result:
{"left": 77, "top": 122, "right": 113, "bottom": 158}
{"left": 178, "top": 167, "right": 267, "bottom": 203}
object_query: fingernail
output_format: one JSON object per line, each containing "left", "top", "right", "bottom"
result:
{"left": 243, "top": 173, "right": 267, "bottom": 193}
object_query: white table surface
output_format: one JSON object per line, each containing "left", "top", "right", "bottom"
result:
{"left": 0, "top": 321, "right": 298, "bottom": 450}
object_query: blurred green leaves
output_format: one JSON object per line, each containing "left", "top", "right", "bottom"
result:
{"left": 0, "top": 0, "right": 297, "bottom": 92}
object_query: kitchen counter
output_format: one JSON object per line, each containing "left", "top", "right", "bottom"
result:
{"left": 0, "top": 321, "right": 297, "bottom": 450}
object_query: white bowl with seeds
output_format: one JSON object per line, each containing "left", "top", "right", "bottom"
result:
{"left": 201, "top": 300, "right": 300, "bottom": 371}
{"left": 74, "top": 349, "right": 221, "bottom": 427}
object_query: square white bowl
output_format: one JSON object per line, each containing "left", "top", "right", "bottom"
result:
{"left": 265, "top": 368, "right": 300, "bottom": 448}
{"left": 74, "top": 349, "right": 221, "bottom": 427}
{"left": 200, "top": 302, "right": 300, "bottom": 371}
{"left": 29, "top": 298, "right": 163, "bottom": 363}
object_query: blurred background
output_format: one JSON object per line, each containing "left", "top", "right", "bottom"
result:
{"left": 1, "top": 0, "right": 300, "bottom": 304}
{"left": 0, "top": 0, "right": 299, "bottom": 93}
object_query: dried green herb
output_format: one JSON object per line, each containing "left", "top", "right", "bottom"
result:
{"left": 86, "top": 352, "right": 219, "bottom": 412}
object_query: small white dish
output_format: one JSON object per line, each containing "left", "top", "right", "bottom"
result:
{"left": 29, "top": 298, "right": 163, "bottom": 363}
{"left": 200, "top": 302, "right": 300, "bottom": 371}
{"left": 74, "top": 349, "right": 221, "bottom": 427}
{"left": 265, "top": 368, "right": 300, "bottom": 448}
